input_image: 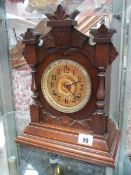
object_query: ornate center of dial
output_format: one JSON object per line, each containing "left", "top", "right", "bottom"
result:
{"left": 57, "top": 75, "right": 77, "bottom": 96}
{"left": 63, "top": 82, "right": 70, "bottom": 89}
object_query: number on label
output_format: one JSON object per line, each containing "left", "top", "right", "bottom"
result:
{"left": 83, "top": 138, "right": 88, "bottom": 143}
{"left": 78, "top": 134, "right": 93, "bottom": 146}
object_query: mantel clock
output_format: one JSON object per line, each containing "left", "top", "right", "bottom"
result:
{"left": 16, "top": 5, "right": 120, "bottom": 168}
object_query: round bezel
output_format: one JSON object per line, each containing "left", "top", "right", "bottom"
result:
{"left": 41, "top": 59, "right": 91, "bottom": 113}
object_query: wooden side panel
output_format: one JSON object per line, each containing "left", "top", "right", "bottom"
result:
{"left": 95, "top": 44, "right": 109, "bottom": 67}
{"left": 30, "top": 105, "right": 40, "bottom": 122}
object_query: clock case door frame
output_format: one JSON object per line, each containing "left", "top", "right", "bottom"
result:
{"left": 16, "top": 5, "right": 120, "bottom": 168}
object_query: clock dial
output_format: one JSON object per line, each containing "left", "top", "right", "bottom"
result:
{"left": 41, "top": 59, "right": 91, "bottom": 113}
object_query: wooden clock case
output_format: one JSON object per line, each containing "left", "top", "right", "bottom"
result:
{"left": 16, "top": 5, "right": 120, "bottom": 168}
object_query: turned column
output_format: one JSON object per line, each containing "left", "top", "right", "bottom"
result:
{"left": 90, "top": 24, "right": 118, "bottom": 135}
{"left": 22, "top": 28, "right": 40, "bottom": 122}
{"left": 96, "top": 67, "right": 106, "bottom": 115}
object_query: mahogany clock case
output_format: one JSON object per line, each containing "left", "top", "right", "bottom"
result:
{"left": 16, "top": 5, "right": 120, "bottom": 168}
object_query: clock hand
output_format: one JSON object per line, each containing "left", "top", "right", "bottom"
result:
{"left": 63, "top": 83, "right": 76, "bottom": 97}
{"left": 64, "top": 85, "right": 80, "bottom": 100}
{"left": 66, "top": 80, "right": 81, "bottom": 87}
{"left": 68, "top": 89, "right": 76, "bottom": 98}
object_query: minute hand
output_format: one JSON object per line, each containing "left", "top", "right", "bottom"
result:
{"left": 67, "top": 80, "right": 80, "bottom": 87}
{"left": 66, "top": 86, "right": 80, "bottom": 100}
{"left": 66, "top": 87, "right": 76, "bottom": 98}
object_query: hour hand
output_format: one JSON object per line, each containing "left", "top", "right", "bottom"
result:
{"left": 63, "top": 80, "right": 80, "bottom": 90}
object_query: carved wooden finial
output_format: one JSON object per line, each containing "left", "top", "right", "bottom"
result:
{"left": 90, "top": 24, "right": 118, "bottom": 66}
{"left": 90, "top": 24, "right": 116, "bottom": 43}
{"left": 46, "top": 4, "right": 70, "bottom": 20}
{"left": 46, "top": 5, "right": 78, "bottom": 27}
{"left": 22, "top": 28, "right": 40, "bottom": 44}
{"left": 70, "top": 9, "right": 80, "bottom": 20}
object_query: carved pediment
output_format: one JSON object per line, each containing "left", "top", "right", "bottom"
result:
{"left": 43, "top": 5, "right": 80, "bottom": 48}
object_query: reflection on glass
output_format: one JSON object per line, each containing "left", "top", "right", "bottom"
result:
{"left": 5, "top": 0, "right": 112, "bottom": 19}
{"left": 42, "top": 151, "right": 105, "bottom": 175}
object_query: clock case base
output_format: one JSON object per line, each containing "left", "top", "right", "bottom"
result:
{"left": 16, "top": 117, "right": 119, "bottom": 168}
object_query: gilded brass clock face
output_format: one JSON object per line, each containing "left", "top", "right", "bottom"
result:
{"left": 41, "top": 60, "right": 91, "bottom": 113}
